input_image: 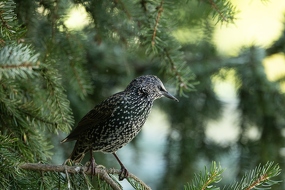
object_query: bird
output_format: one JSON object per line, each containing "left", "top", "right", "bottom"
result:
{"left": 61, "top": 75, "right": 178, "bottom": 180}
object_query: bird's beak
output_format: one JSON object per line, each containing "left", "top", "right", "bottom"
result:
{"left": 162, "top": 91, "right": 179, "bottom": 102}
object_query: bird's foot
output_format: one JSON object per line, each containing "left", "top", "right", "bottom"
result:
{"left": 85, "top": 159, "right": 97, "bottom": 177}
{"left": 119, "top": 166, "right": 129, "bottom": 181}
{"left": 63, "top": 158, "right": 73, "bottom": 166}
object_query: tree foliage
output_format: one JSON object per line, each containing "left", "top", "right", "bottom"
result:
{"left": 0, "top": 0, "right": 284, "bottom": 189}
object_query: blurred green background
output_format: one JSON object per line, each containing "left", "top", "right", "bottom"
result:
{"left": 8, "top": 0, "right": 285, "bottom": 189}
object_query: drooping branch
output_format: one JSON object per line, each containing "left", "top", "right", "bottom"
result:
{"left": 19, "top": 163, "right": 151, "bottom": 190}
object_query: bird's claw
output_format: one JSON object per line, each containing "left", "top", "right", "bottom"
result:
{"left": 119, "top": 167, "right": 129, "bottom": 181}
{"left": 85, "top": 157, "right": 97, "bottom": 177}
{"left": 63, "top": 158, "right": 72, "bottom": 166}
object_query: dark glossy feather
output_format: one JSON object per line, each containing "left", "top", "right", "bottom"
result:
{"left": 61, "top": 92, "right": 124, "bottom": 143}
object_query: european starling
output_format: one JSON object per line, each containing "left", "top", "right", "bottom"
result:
{"left": 61, "top": 75, "right": 178, "bottom": 180}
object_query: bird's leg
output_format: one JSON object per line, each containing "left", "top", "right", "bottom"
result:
{"left": 87, "top": 148, "right": 96, "bottom": 178}
{"left": 113, "top": 153, "right": 129, "bottom": 181}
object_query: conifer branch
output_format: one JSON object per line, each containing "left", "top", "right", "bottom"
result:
{"left": 39, "top": 66, "right": 74, "bottom": 132}
{"left": 19, "top": 106, "right": 58, "bottom": 126}
{"left": 208, "top": 0, "right": 227, "bottom": 22}
{"left": 226, "top": 161, "right": 281, "bottom": 190}
{"left": 114, "top": 0, "right": 132, "bottom": 19}
{"left": 19, "top": 163, "right": 151, "bottom": 190}
{"left": 164, "top": 48, "right": 185, "bottom": 89}
{"left": 0, "top": 9, "right": 12, "bottom": 29}
{"left": 184, "top": 161, "right": 223, "bottom": 190}
{"left": 152, "top": 0, "right": 164, "bottom": 46}
{"left": 142, "top": 0, "right": 197, "bottom": 95}
{"left": 60, "top": 31, "right": 93, "bottom": 99}
{"left": 70, "top": 61, "right": 87, "bottom": 98}
{"left": 140, "top": 0, "right": 147, "bottom": 13}
{"left": 206, "top": 0, "right": 236, "bottom": 24}
{"left": 0, "top": 62, "right": 39, "bottom": 69}
{"left": 0, "top": 38, "right": 5, "bottom": 46}
{"left": 0, "top": 0, "right": 20, "bottom": 41}
{"left": 246, "top": 174, "right": 268, "bottom": 190}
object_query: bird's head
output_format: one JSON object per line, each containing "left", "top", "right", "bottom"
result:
{"left": 125, "top": 75, "right": 179, "bottom": 102}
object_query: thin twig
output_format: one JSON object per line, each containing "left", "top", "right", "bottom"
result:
{"left": 64, "top": 165, "right": 71, "bottom": 189}
{"left": 19, "top": 163, "right": 152, "bottom": 190}
{"left": 127, "top": 173, "right": 151, "bottom": 190}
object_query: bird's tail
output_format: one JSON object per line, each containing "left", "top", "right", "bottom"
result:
{"left": 68, "top": 141, "right": 88, "bottom": 163}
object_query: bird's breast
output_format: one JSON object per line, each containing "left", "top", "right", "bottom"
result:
{"left": 112, "top": 99, "right": 152, "bottom": 135}
{"left": 90, "top": 96, "right": 154, "bottom": 152}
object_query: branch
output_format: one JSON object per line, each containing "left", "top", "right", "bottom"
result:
{"left": 0, "top": 62, "right": 40, "bottom": 69}
{"left": 207, "top": 0, "right": 236, "bottom": 24}
{"left": 164, "top": 48, "right": 187, "bottom": 90}
{"left": 70, "top": 60, "right": 87, "bottom": 97}
{"left": 246, "top": 174, "right": 269, "bottom": 190}
{"left": 114, "top": 0, "right": 132, "bottom": 19}
{"left": 208, "top": 0, "right": 227, "bottom": 22}
{"left": 152, "top": 0, "right": 164, "bottom": 46}
{"left": 19, "top": 163, "right": 151, "bottom": 190}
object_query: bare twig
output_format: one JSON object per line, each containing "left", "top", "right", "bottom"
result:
{"left": 19, "top": 163, "right": 151, "bottom": 190}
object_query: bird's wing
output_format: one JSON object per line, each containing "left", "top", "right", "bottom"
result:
{"left": 61, "top": 92, "right": 124, "bottom": 143}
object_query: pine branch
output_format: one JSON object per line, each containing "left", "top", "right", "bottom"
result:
{"left": 151, "top": 0, "right": 164, "bottom": 46}
{"left": 68, "top": 57, "right": 93, "bottom": 100}
{"left": 0, "top": 0, "right": 25, "bottom": 43}
{"left": 0, "top": 0, "right": 17, "bottom": 39}
{"left": 184, "top": 161, "right": 223, "bottom": 190}
{"left": 0, "top": 44, "right": 40, "bottom": 79}
{"left": 0, "top": 43, "right": 73, "bottom": 160}
{"left": 205, "top": 0, "right": 236, "bottom": 24}
{"left": 225, "top": 161, "right": 281, "bottom": 190}
{"left": 53, "top": 30, "right": 94, "bottom": 100}
{"left": 0, "top": 45, "right": 74, "bottom": 133}
{"left": 39, "top": 65, "right": 74, "bottom": 133}
{"left": 0, "top": 62, "right": 38, "bottom": 69}
{"left": 141, "top": 0, "right": 197, "bottom": 95}
{"left": 0, "top": 134, "right": 21, "bottom": 188}
{"left": 114, "top": 0, "right": 132, "bottom": 19}
{"left": 19, "top": 163, "right": 151, "bottom": 190}
{"left": 163, "top": 48, "right": 196, "bottom": 96}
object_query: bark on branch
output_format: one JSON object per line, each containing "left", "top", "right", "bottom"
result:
{"left": 19, "top": 163, "right": 151, "bottom": 190}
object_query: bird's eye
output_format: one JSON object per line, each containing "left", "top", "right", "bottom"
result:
{"left": 139, "top": 87, "right": 147, "bottom": 94}
{"left": 158, "top": 85, "right": 165, "bottom": 91}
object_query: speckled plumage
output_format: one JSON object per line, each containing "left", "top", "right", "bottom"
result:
{"left": 61, "top": 75, "right": 178, "bottom": 180}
